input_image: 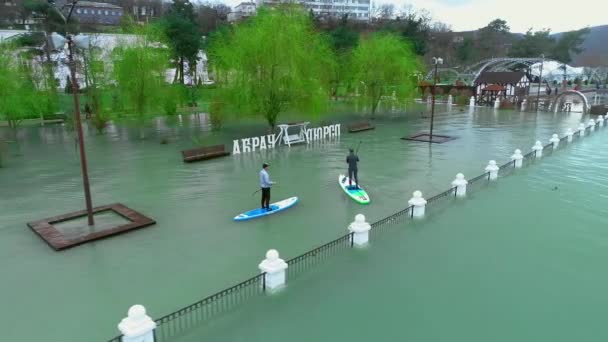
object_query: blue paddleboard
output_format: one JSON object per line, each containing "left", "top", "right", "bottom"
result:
{"left": 234, "top": 197, "right": 299, "bottom": 221}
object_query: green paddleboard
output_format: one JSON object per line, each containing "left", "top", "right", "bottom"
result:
{"left": 339, "top": 174, "right": 370, "bottom": 204}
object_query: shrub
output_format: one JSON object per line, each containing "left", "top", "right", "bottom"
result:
{"left": 500, "top": 99, "right": 514, "bottom": 109}
{"left": 209, "top": 101, "right": 223, "bottom": 131}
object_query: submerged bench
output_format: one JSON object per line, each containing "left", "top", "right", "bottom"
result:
{"left": 348, "top": 121, "right": 375, "bottom": 133}
{"left": 182, "top": 144, "right": 230, "bottom": 163}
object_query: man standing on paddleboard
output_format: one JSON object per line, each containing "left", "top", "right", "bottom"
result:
{"left": 260, "top": 163, "right": 275, "bottom": 211}
{"left": 346, "top": 149, "right": 359, "bottom": 189}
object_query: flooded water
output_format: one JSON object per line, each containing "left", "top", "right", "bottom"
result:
{"left": 0, "top": 106, "right": 595, "bottom": 341}
{"left": 175, "top": 125, "right": 608, "bottom": 342}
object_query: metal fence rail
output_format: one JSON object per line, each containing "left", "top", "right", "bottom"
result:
{"left": 286, "top": 232, "right": 354, "bottom": 281}
{"left": 156, "top": 274, "right": 265, "bottom": 342}
{"left": 107, "top": 120, "right": 603, "bottom": 342}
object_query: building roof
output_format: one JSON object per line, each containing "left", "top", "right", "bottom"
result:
{"left": 475, "top": 72, "right": 527, "bottom": 85}
{"left": 237, "top": 2, "right": 255, "bottom": 6}
{"left": 74, "top": 1, "right": 123, "bottom": 9}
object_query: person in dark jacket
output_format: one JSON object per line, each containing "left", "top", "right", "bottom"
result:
{"left": 346, "top": 149, "right": 359, "bottom": 188}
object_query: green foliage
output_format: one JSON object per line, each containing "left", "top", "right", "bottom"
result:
{"left": 210, "top": 6, "right": 336, "bottom": 130}
{"left": 112, "top": 24, "right": 171, "bottom": 138}
{"left": 119, "top": 14, "right": 137, "bottom": 33}
{"left": 551, "top": 28, "right": 590, "bottom": 64}
{"left": 330, "top": 16, "right": 359, "bottom": 53}
{"left": 65, "top": 75, "right": 73, "bottom": 94}
{"left": 164, "top": 0, "right": 202, "bottom": 84}
{"left": 0, "top": 43, "right": 41, "bottom": 131}
{"left": 163, "top": 85, "right": 180, "bottom": 116}
{"left": 349, "top": 32, "right": 421, "bottom": 118}
{"left": 476, "top": 18, "right": 511, "bottom": 59}
{"left": 208, "top": 101, "right": 223, "bottom": 131}
{"left": 456, "top": 37, "right": 476, "bottom": 64}
{"left": 44, "top": 4, "right": 79, "bottom": 35}
{"left": 82, "top": 44, "right": 112, "bottom": 133}
{"left": 509, "top": 29, "right": 555, "bottom": 58}
{"left": 375, "top": 11, "right": 431, "bottom": 56}
{"left": 509, "top": 27, "right": 588, "bottom": 75}
{"left": 328, "top": 16, "right": 359, "bottom": 99}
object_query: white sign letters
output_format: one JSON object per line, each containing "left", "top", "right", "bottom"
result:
{"left": 232, "top": 123, "right": 340, "bottom": 155}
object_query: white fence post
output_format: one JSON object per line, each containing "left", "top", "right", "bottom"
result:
{"left": 550, "top": 134, "right": 559, "bottom": 149}
{"left": 348, "top": 214, "right": 371, "bottom": 247}
{"left": 566, "top": 128, "right": 574, "bottom": 142}
{"left": 451, "top": 173, "right": 468, "bottom": 197}
{"left": 511, "top": 149, "right": 523, "bottom": 168}
{"left": 408, "top": 191, "right": 427, "bottom": 218}
{"left": 118, "top": 305, "right": 156, "bottom": 342}
{"left": 485, "top": 160, "right": 499, "bottom": 180}
{"left": 579, "top": 123, "right": 586, "bottom": 137}
{"left": 532, "top": 141, "right": 543, "bottom": 158}
{"left": 258, "top": 249, "right": 287, "bottom": 291}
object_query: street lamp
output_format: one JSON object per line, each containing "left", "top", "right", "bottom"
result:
{"left": 48, "top": 0, "right": 95, "bottom": 226}
{"left": 536, "top": 54, "right": 544, "bottom": 111}
{"left": 429, "top": 57, "right": 443, "bottom": 142}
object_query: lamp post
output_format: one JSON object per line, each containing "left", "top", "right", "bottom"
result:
{"left": 536, "top": 54, "right": 544, "bottom": 111}
{"left": 48, "top": 0, "right": 95, "bottom": 226}
{"left": 429, "top": 57, "right": 443, "bottom": 141}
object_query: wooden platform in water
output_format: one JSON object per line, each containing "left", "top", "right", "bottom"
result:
{"left": 27, "top": 203, "right": 156, "bottom": 251}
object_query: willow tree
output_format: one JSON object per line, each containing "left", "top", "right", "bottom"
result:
{"left": 350, "top": 32, "right": 421, "bottom": 118}
{"left": 210, "top": 5, "right": 335, "bottom": 130}
{"left": 0, "top": 43, "right": 40, "bottom": 144}
{"left": 112, "top": 25, "right": 170, "bottom": 138}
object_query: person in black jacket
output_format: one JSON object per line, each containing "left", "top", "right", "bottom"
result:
{"left": 346, "top": 149, "right": 359, "bottom": 189}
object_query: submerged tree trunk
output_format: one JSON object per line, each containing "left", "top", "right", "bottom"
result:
{"left": 179, "top": 57, "right": 185, "bottom": 84}
{"left": 173, "top": 59, "right": 180, "bottom": 84}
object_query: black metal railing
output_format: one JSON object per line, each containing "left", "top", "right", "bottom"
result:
{"left": 286, "top": 232, "right": 353, "bottom": 281}
{"left": 158, "top": 274, "right": 265, "bottom": 342}
{"left": 107, "top": 119, "right": 603, "bottom": 342}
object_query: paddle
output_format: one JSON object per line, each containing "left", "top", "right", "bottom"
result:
{"left": 354, "top": 140, "right": 362, "bottom": 154}
{"left": 252, "top": 183, "right": 278, "bottom": 196}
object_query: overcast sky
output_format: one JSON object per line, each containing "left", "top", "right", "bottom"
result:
{"left": 221, "top": 0, "right": 606, "bottom": 33}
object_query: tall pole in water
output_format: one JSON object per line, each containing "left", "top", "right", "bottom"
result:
{"left": 536, "top": 54, "right": 544, "bottom": 111}
{"left": 49, "top": 0, "right": 95, "bottom": 226}
{"left": 429, "top": 57, "right": 443, "bottom": 141}
{"left": 68, "top": 37, "right": 95, "bottom": 226}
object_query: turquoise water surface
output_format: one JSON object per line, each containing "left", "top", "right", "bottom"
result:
{"left": 176, "top": 118, "right": 608, "bottom": 342}
{"left": 0, "top": 107, "right": 597, "bottom": 341}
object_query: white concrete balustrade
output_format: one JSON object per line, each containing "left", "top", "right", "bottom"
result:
{"left": 118, "top": 305, "right": 156, "bottom": 342}
{"left": 485, "top": 160, "right": 499, "bottom": 180}
{"left": 451, "top": 173, "right": 468, "bottom": 197}
{"left": 258, "top": 249, "right": 288, "bottom": 290}
{"left": 408, "top": 191, "right": 427, "bottom": 218}
{"left": 348, "top": 214, "right": 371, "bottom": 247}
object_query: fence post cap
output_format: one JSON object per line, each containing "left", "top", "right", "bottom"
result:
{"left": 598, "top": 115, "right": 604, "bottom": 120}
{"left": 550, "top": 134, "right": 559, "bottom": 143}
{"left": 578, "top": 123, "right": 586, "bottom": 130}
{"left": 259, "top": 249, "right": 287, "bottom": 273}
{"left": 118, "top": 305, "right": 156, "bottom": 337}
{"left": 349, "top": 214, "right": 371, "bottom": 233}
{"left": 566, "top": 128, "right": 573, "bottom": 135}
{"left": 408, "top": 191, "right": 427, "bottom": 206}
{"left": 452, "top": 173, "right": 468, "bottom": 186}
{"left": 532, "top": 141, "right": 543, "bottom": 150}
{"left": 511, "top": 149, "right": 523, "bottom": 159}
{"left": 485, "top": 160, "right": 499, "bottom": 171}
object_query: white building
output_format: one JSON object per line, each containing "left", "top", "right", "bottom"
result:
{"left": 228, "top": 2, "right": 257, "bottom": 22}
{"left": 255, "top": 0, "right": 371, "bottom": 21}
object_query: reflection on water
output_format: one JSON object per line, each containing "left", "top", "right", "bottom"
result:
{"left": 0, "top": 106, "right": 594, "bottom": 341}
